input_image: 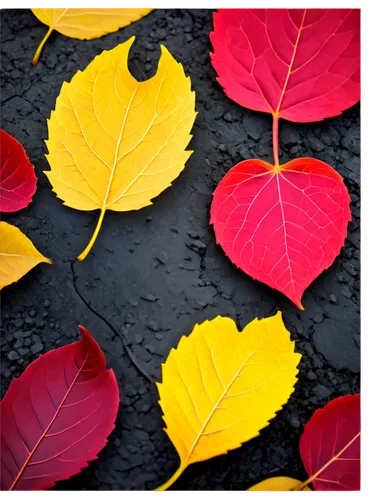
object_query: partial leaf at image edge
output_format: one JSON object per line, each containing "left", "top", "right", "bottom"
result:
{"left": 45, "top": 37, "right": 196, "bottom": 261}
{"left": 31, "top": 8, "right": 153, "bottom": 65}
{"left": 250, "top": 394, "right": 360, "bottom": 491}
{"left": 210, "top": 9, "right": 360, "bottom": 166}
{"left": 298, "top": 393, "right": 360, "bottom": 491}
{"left": 0, "top": 221, "right": 51, "bottom": 289}
{"left": 248, "top": 477, "right": 311, "bottom": 491}
{"left": 0, "top": 130, "right": 37, "bottom": 213}
{"left": 0, "top": 326, "right": 120, "bottom": 491}
{"left": 155, "top": 312, "right": 301, "bottom": 490}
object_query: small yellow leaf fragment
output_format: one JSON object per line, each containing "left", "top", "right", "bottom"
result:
{"left": 31, "top": 8, "right": 153, "bottom": 64}
{"left": 0, "top": 222, "right": 51, "bottom": 289}
{"left": 248, "top": 477, "right": 311, "bottom": 491}
{"left": 155, "top": 311, "right": 301, "bottom": 490}
{"left": 45, "top": 37, "right": 196, "bottom": 261}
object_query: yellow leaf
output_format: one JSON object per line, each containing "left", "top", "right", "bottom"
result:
{"left": 45, "top": 37, "right": 196, "bottom": 261}
{"left": 155, "top": 312, "right": 301, "bottom": 490}
{"left": 248, "top": 477, "right": 311, "bottom": 491}
{"left": 0, "top": 222, "right": 51, "bottom": 289}
{"left": 31, "top": 8, "right": 153, "bottom": 65}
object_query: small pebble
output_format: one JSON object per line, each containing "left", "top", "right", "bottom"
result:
{"left": 31, "top": 342, "right": 43, "bottom": 355}
{"left": 134, "top": 334, "right": 143, "bottom": 344}
{"left": 307, "top": 371, "right": 317, "bottom": 381}
{"left": 223, "top": 111, "right": 235, "bottom": 122}
{"left": 313, "top": 384, "right": 331, "bottom": 400}
{"left": 7, "top": 351, "right": 20, "bottom": 361}
{"left": 14, "top": 339, "right": 23, "bottom": 349}
{"left": 141, "top": 294, "right": 158, "bottom": 302}
{"left": 290, "top": 417, "right": 300, "bottom": 429}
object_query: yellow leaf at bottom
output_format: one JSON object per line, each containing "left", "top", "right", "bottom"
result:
{"left": 0, "top": 222, "right": 51, "bottom": 289}
{"left": 45, "top": 37, "right": 196, "bottom": 261}
{"left": 155, "top": 312, "right": 301, "bottom": 490}
{"left": 248, "top": 477, "right": 311, "bottom": 491}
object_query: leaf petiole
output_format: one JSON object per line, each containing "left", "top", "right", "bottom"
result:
{"left": 77, "top": 208, "right": 106, "bottom": 261}
{"left": 272, "top": 114, "right": 280, "bottom": 169}
{"left": 154, "top": 463, "right": 186, "bottom": 491}
{"left": 32, "top": 27, "right": 54, "bottom": 65}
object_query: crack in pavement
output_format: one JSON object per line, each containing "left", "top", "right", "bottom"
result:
{"left": 70, "top": 260, "right": 155, "bottom": 384}
{"left": 1, "top": 94, "right": 46, "bottom": 118}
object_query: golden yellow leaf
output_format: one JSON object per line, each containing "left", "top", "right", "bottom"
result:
{"left": 45, "top": 37, "right": 196, "bottom": 261}
{"left": 155, "top": 312, "right": 301, "bottom": 490}
{"left": 0, "top": 221, "right": 51, "bottom": 289}
{"left": 31, "top": 8, "right": 153, "bottom": 65}
{"left": 248, "top": 477, "right": 311, "bottom": 491}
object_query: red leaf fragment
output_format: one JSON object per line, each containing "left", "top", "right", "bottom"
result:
{"left": 0, "top": 326, "right": 120, "bottom": 491}
{"left": 210, "top": 9, "right": 360, "bottom": 122}
{"left": 300, "top": 394, "right": 360, "bottom": 491}
{"left": 210, "top": 158, "right": 351, "bottom": 308}
{"left": 0, "top": 130, "right": 37, "bottom": 212}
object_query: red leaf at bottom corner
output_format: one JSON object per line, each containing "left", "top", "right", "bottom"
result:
{"left": 300, "top": 394, "right": 360, "bottom": 491}
{"left": 210, "top": 157, "right": 351, "bottom": 308}
{"left": 0, "top": 326, "right": 120, "bottom": 491}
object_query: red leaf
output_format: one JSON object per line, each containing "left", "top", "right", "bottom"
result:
{"left": 0, "top": 130, "right": 37, "bottom": 212}
{"left": 0, "top": 326, "right": 120, "bottom": 491}
{"left": 210, "top": 9, "right": 360, "bottom": 122}
{"left": 210, "top": 158, "right": 351, "bottom": 308}
{"left": 300, "top": 394, "right": 360, "bottom": 491}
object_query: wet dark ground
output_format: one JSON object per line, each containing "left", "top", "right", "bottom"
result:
{"left": 1, "top": 9, "right": 360, "bottom": 491}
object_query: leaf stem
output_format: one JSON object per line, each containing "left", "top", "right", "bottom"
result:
{"left": 77, "top": 208, "right": 106, "bottom": 262}
{"left": 32, "top": 27, "right": 54, "bottom": 66}
{"left": 272, "top": 113, "right": 280, "bottom": 168}
{"left": 154, "top": 463, "right": 186, "bottom": 491}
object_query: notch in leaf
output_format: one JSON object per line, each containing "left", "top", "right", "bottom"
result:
{"left": 45, "top": 37, "right": 196, "bottom": 261}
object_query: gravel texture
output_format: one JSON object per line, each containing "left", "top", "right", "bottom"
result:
{"left": 1, "top": 9, "right": 360, "bottom": 491}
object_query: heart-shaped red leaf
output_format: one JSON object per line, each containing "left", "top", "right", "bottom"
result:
{"left": 300, "top": 394, "right": 360, "bottom": 491}
{"left": 210, "top": 9, "right": 360, "bottom": 122}
{"left": 0, "top": 130, "right": 37, "bottom": 213}
{"left": 0, "top": 326, "right": 119, "bottom": 491}
{"left": 210, "top": 158, "right": 351, "bottom": 308}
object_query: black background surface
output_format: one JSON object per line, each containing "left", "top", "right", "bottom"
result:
{"left": 1, "top": 9, "right": 360, "bottom": 491}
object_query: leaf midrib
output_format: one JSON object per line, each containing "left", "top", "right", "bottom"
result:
{"left": 184, "top": 334, "right": 270, "bottom": 465}
{"left": 8, "top": 352, "right": 88, "bottom": 490}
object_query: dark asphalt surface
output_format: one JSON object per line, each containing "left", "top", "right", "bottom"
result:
{"left": 1, "top": 9, "right": 360, "bottom": 491}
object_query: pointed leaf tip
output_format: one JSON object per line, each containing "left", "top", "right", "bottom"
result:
{"left": 211, "top": 158, "right": 351, "bottom": 308}
{"left": 0, "top": 222, "right": 51, "bottom": 289}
